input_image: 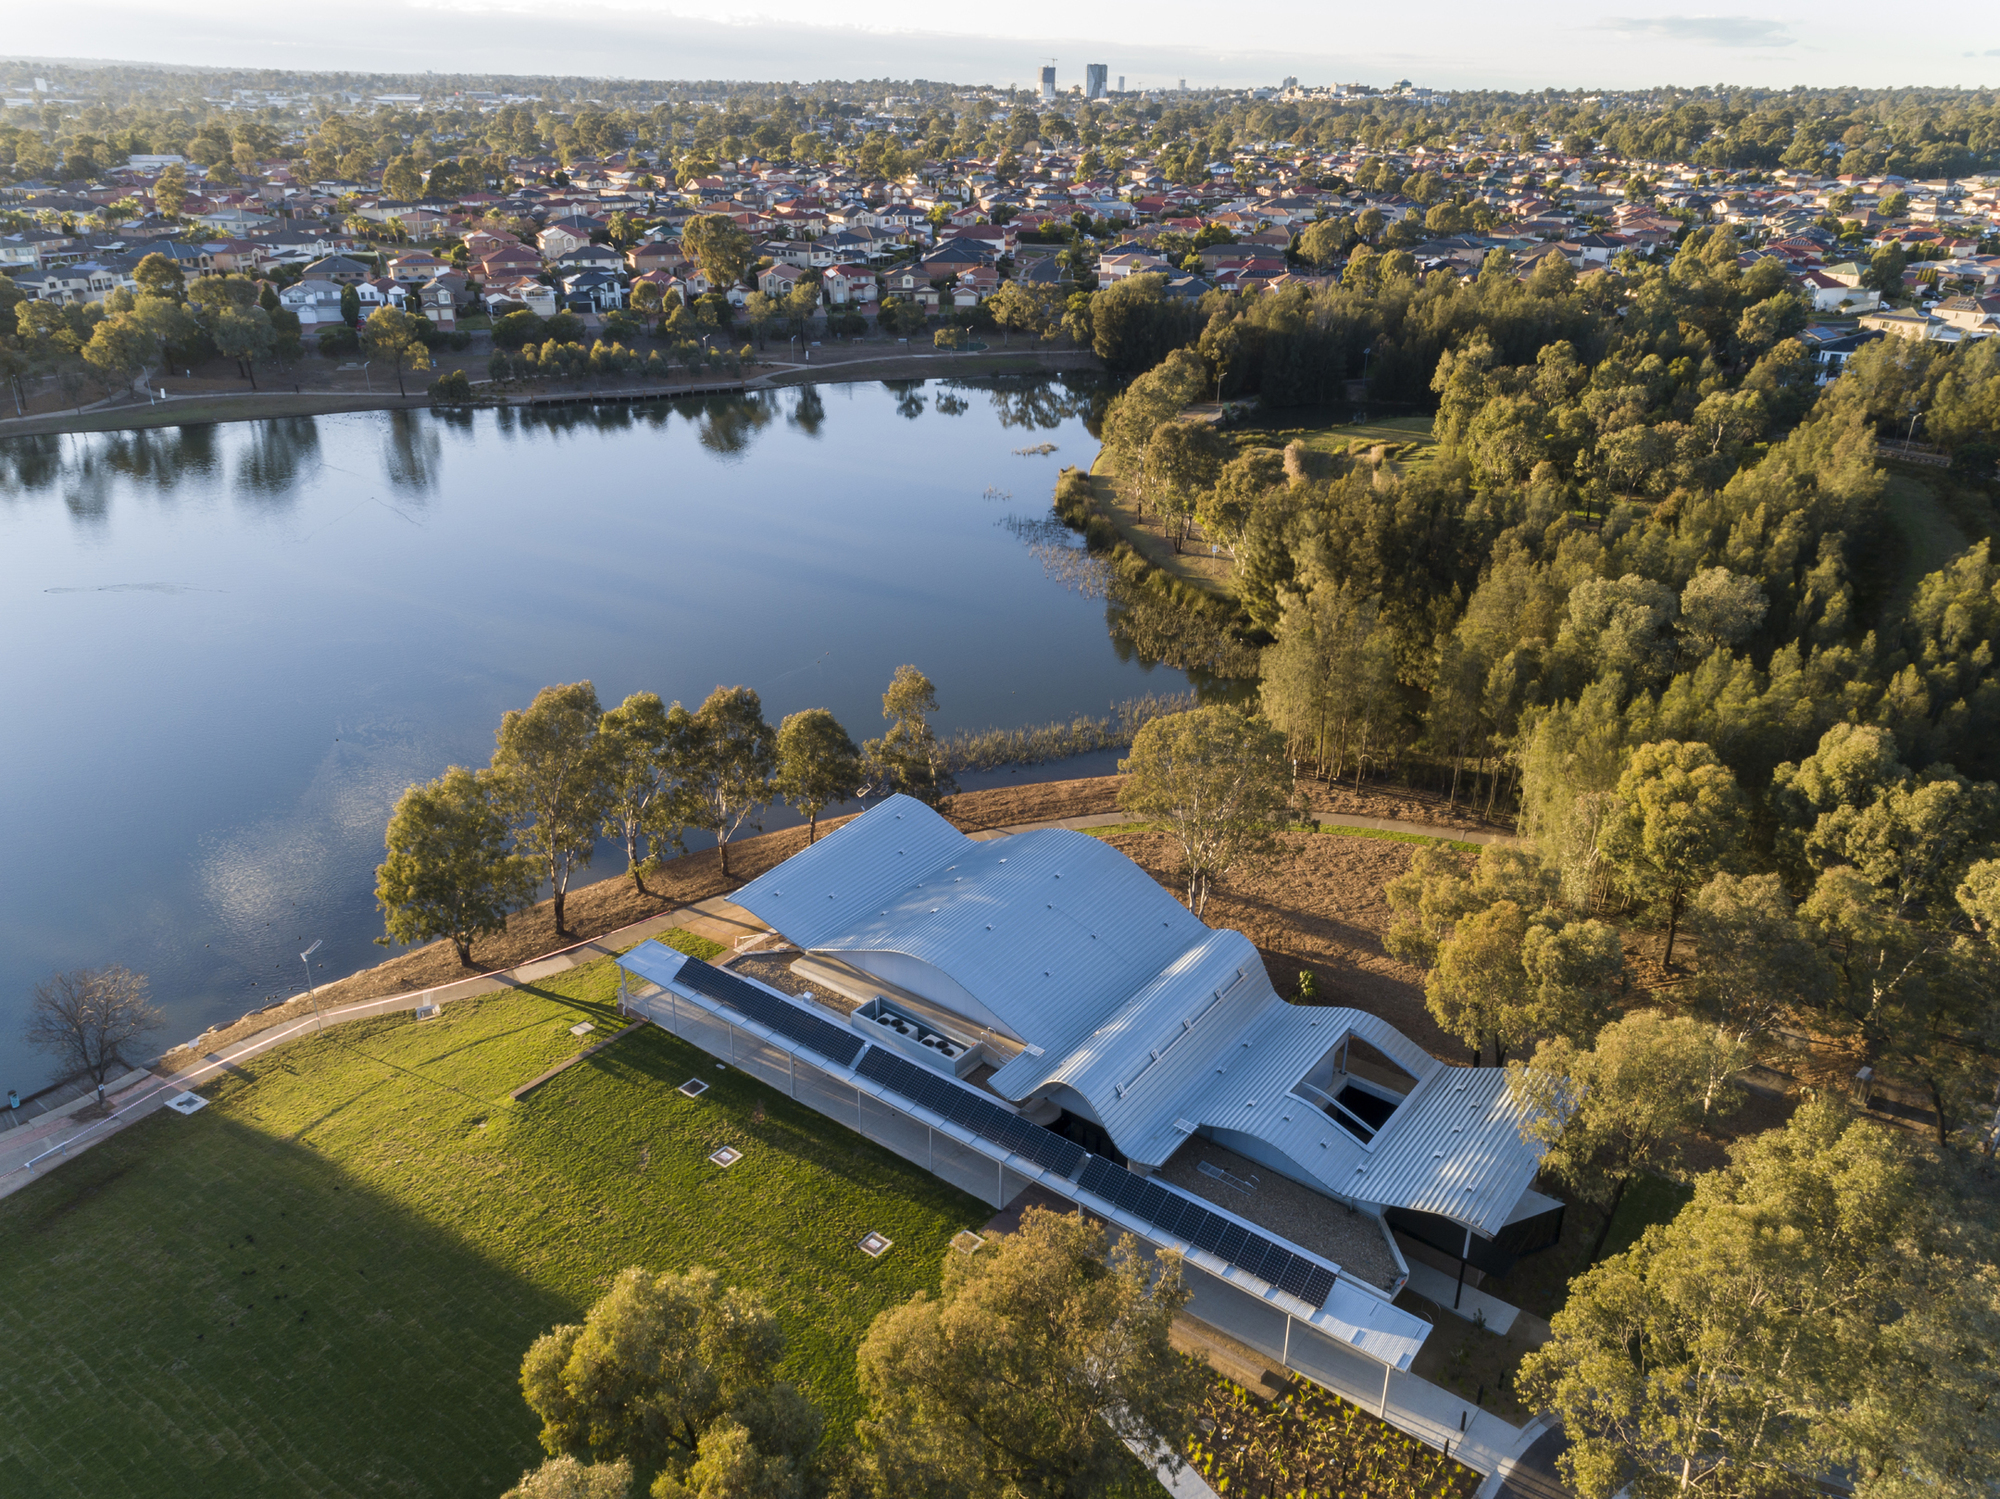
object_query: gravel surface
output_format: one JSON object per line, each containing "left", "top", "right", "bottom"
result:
{"left": 1157, "top": 1139, "right": 1405, "bottom": 1292}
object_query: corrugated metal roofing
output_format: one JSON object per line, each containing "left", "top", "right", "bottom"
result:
{"left": 728, "top": 794, "right": 1549, "bottom": 1239}
{"left": 732, "top": 794, "right": 1206, "bottom": 1046}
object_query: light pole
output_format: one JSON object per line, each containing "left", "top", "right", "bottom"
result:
{"left": 299, "top": 939, "right": 323, "bottom": 1031}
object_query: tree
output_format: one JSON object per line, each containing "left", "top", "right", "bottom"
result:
{"left": 598, "top": 692, "right": 699, "bottom": 894}
{"left": 987, "top": 280, "right": 1052, "bottom": 344}
{"left": 1142, "top": 420, "right": 1228, "bottom": 553}
{"left": 209, "top": 305, "right": 276, "bottom": 388}
{"left": 493, "top": 682, "right": 608, "bottom": 937}
{"left": 1296, "top": 217, "right": 1354, "bottom": 268}
{"left": 1118, "top": 706, "right": 1294, "bottom": 917}
{"left": 340, "top": 283, "right": 362, "bottom": 326}
{"left": 774, "top": 708, "right": 862, "bottom": 844}
{"left": 688, "top": 686, "right": 777, "bottom": 877}
{"left": 1511, "top": 1011, "right": 1749, "bottom": 1260}
{"left": 359, "top": 306, "right": 433, "bottom": 396}
{"left": 153, "top": 163, "right": 187, "bottom": 217}
{"left": 383, "top": 154, "right": 425, "bottom": 200}
{"left": 862, "top": 665, "right": 955, "bottom": 807}
{"left": 854, "top": 1207, "right": 1206, "bottom": 1499}
{"left": 683, "top": 215, "right": 754, "bottom": 292}
{"left": 376, "top": 765, "right": 534, "bottom": 965}
{"left": 26, "top": 966, "right": 162, "bottom": 1093}
{"left": 521, "top": 1267, "right": 819, "bottom": 1483}
{"left": 1520, "top": 1099, "right": 2000, "bottom": 1499}
{"left": 1600, "top": 741, "right": 1743, "bottom": 968}
{"left": 133, "top": 252, "right": 185, "bottom": 301}
{"left": 502, "top": 1456, "right": 632, "bottom": 1499}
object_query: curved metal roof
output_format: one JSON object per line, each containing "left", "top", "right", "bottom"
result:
{"left": 731, "top": 795, "right": 1549, "bottom": 1237}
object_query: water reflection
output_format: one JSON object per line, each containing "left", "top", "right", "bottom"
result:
{"left": 885, "top": 380, "right": 927, "bottom": 420}
{"left": 787, "top": 385, "right": 825, "bottom": 437}
{"left": 694, "top": 391, "right": 774, "bottom": 457}
{"left": 380, "top": 409, "right": 443, "bottom": 494}
{"left": 0, "top": 376, "right": 1203, "bottom": 1094}
{"left": 235, "top": 417, "right": 322, "bottom": 501}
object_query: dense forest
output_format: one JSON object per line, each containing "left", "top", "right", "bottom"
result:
{"left": 1068, "top": 233, "right": 2000, "bottom": 1150}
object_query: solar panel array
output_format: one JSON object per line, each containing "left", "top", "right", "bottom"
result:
{"left": 856, "top": 1047, "right": 1088, "bottom": 1178}
{"left": 1078, "top": 1156, "right": 1338, "bottom": 1308}
{"left": 670, "top": 958, "right": 1334, "bottom": 1311}
{"left": 674, "top": 958, "right": 867, "bottom": 1068}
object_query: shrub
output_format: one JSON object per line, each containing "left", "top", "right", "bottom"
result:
{"left": 316, "top": 324, "right": 359, "bottom": 356}
{"left": 491, "top": 309, "right": 546, "bottom": 349}
{"left": 428, "top": 369, "right": 472, "bottom": 402}
{"left": 487, "top": 351, "right": 513, "bottom": 382}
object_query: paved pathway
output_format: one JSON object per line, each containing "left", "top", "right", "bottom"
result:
{"left": 1, "top": 802, "right": 1502, "bottom": 1199}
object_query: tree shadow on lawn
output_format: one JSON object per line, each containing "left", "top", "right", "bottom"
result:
{"left": 0, "top": 1108, "right": 565, "bottom": 1499}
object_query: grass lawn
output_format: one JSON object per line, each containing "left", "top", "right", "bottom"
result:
{"left": 1084, "top": 449, "right": 1239, "bottom": 598}
{"left": 0, "top": 953, "right": 984, "bottom": 1499}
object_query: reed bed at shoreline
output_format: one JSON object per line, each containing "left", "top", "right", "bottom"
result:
{"left": 940, "top": 691, "right": 1198, "bottom": 772}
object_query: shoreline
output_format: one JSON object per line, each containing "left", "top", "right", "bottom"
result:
{"left": 0, "top": 346, "right": 1102, "bottom": 440}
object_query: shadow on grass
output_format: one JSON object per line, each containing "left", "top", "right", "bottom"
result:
{"left": 0, "top": 1106, "right": 564, "bottom": 1499}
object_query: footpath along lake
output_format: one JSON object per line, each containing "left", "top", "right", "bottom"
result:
{"left": 0, "top": 377, "right": 1190, "bottom": 1092}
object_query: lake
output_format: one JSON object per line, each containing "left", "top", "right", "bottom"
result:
{"left": 0, "top": 377, "right": 1188, "bottom": 1093}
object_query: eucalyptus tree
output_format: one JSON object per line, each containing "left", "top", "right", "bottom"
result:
{"left": 493, "top": 682, "right": 610, "bottom": 937}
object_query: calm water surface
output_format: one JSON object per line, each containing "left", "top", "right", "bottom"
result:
{"left": 0, "top": 378, "right": 1180, "bottom": 1091}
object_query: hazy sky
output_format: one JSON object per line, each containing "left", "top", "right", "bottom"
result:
{"left": 12, "top": 0, "right": 2000, "bottom": 92}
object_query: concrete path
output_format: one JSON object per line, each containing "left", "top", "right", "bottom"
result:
{"left": 1476, "top": 1419, "right": 1572, "bottom": 1499}
{"left": 0, "top": 905, "right": 699, "bottom": 1201}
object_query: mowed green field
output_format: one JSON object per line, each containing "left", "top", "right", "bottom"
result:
{"left": 0, "top": 955, "right": 985, "bottom": 1499}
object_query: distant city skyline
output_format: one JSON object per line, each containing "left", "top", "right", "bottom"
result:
{"left": 5, "top": 0, "right": 1995, "bottom": 91}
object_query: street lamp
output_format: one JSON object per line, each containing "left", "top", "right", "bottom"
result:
{"left": 299, "top": 939, "right": 323, "bottom": 1031}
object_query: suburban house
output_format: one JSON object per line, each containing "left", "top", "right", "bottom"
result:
{"left": 387, "top": 249, "right": 451, "bottom": 285}
{"left": 10, "top": 259, "right": 139, "bottom": 305}
{"left": 278, "top": 278, "right": 347, "bottom": 326}
{"left": 302, "top": 254, "right": 374, "bottom": 285}
{"left": 1797, "top": 268, "right": 1879, "bottom": 312}
{"left": 614, "top": 795, "right": 1564, "bottom": 1407}
{"left": 559, "top": 267, "right": 625, "bottom": 312}
{"left": 417, "top": 273, "right": 466, "bottom": 328}
{"left": 1933, "top": 293, "right": 2000, "bottom": 336}
{"left": 820, "top": 263, "right": 879, "bottom": 305}
{"left": 757, "top": 262, "right": 813, "bottom": 298}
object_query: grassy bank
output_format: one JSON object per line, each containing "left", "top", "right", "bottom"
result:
{"left": 0, "top": 954, "right": 982, "bottom": 1498}
{"left": 0, "top": 390, "right": 430, "bottom": 437}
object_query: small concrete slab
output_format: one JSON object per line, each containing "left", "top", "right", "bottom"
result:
{"left": 164, "top": 1093, "right": 208, "bottom": 1116}
{"left": 569, "top": 1022, "right": 595, "bottom": 1037}
{"left": 709, "top": 1146, "right": 742, "bottom": 1167}
{"left": 1404, "top": 1259, "right": 1521, "bottom": 1335}
{"left": 859, "top": 1231, "right": 892, "bottom": 1257}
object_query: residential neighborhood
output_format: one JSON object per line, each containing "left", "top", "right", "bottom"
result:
{"left": 2, "top": 53, "right": 1999, "bottom": 1499}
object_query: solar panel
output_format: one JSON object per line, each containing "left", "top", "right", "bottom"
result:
{"left": 1184, "top": 1209, "right": 1226, "bottom": 1254}
{"left": 1273, "top": 1254, "right": 1316, "bottom": 1301}
{"left": 1079, "top": 1155, "right": 1118, "bottom": 1197}
{"left": 1134, "top": 1181, "right": 1174, "bottom": 1225}
{"left": 1214, "top": 1222, "right": 1250, "bottom": 1264}
{"left": 1117, "top": 1173, "right": 1149, "bottom": 1214}
{"left": 1147, "top": 1193, "right": 1188, "bottom": 1239}
{"left": 1299, "top": 1265, "right": 1337, "bottom": 1307}
{"left": 1035, "top": 1136, "right": 1087, "bottom": 1178}
{"left": 1240, "top": 1237, "right": 1282, "bottom": 1282}
{"left": 675, "top": 959, "right": 866, "bottom": 1068}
